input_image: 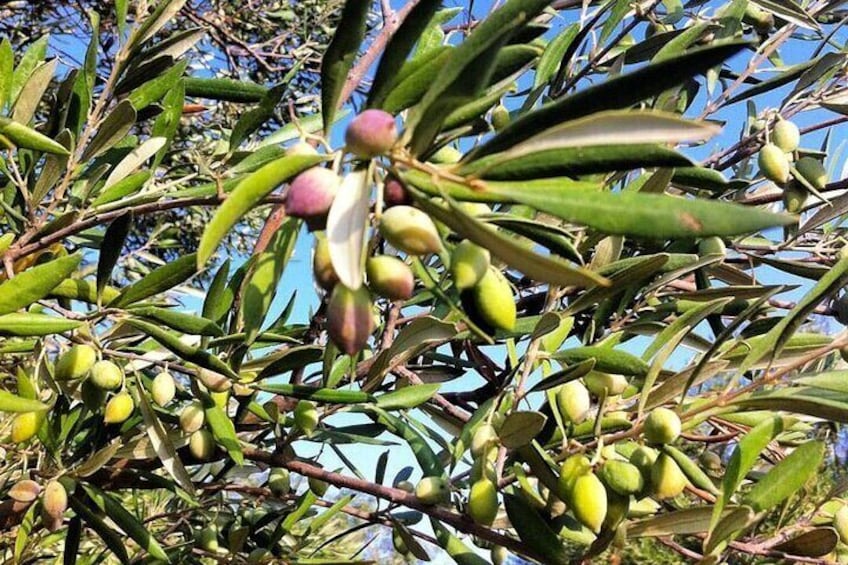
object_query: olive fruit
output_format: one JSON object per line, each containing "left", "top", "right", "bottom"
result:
{"left": 41, "top": 480, "right": 67, "bottom": 531}
{"left": 834, "top": 504, "right": 848, "bottom": 544}
{"left": 772, "top": 118, "right": 800, "bottom": 153}
{"left": 180, "top": 401, "right": 205, "bottom": 433}
{"left": 584, "top": 371, "right": 628, "bottom": 397}
{"left": 651, "top": 453, "right": 688, "bottom": 499}
{"left": 294, "top": 399, "right": 319, "bottom": 435}
{"left": 189, "top": 429, "right": 215, "bottom": 461}
{"left": 796, "top": 156, "right": 827, "bottom": 190}
{"left": 345, "top": 109, "right": 397, "bottom": 158}
{"left": 451, "top": 240, "right": 490, "bottom": 291}
{"left": 394, "top": 480, "right": 415, "bottom": 493}
{"left": 643, "top": 407, "right": 682, "bottom": 444}
{"left": 285, "top": 167, "right": 340, "bottom": 224}
{"left": 383, "top": 175, "right": 411, "bottom": 207}
{"left": 366, "top": 255, "right": 414, "bottom": 300}
{"left": 468, "top": 478, "right": 499, "bottom": 525}
{"left": 759, "top": 143, "right": 790, "bottom": 184}
{"left": 743, "top": 2, "right": 774, "bottom": 33}
{"left": 599, "top": 460, "right": 644, "bottom": 496}
{"left": 699, "top": 450, "right": 723, "bottom": 472}
{"left": 309, "top": 477, "right": 329, "bottom": 497}
{"left": 11, "top": 412, "right": 40, "bottom": 443}
{"left": 430, "top": 145, "right": 463, "bottom": 164}
{"left": 491, "top": 546, "right": 509, "bottom": 565}
{"left": 470, "top": 423, "right": 499, "bottom": 458}
{"left": 557, "top": 454, "right": 592, "bottom": 502}
{"left": 9, "top": 479, "right": 41, "bottom": 503}
{"left": 379, "top": 205, "right": 443, "bottom": 256}
{"left": 151, "top": 371, "right": 176, "bottom": 407}
{"left": 491, "top": 104, "right": 510, "bottom": 131}
{"left": 629, "top": 446, "right": 659, "bottom": 486}
{"left": 782, "top": 181, "right": 807, "bottom": 213}
{"left": 570, "top": 471, "right": 608, "bottom": 534}
{"left": 89, "top": 360, "right": 124, "bottom": 390}
{"left": 327, "top": 284, "right": 374, "bottom": 356}
{"left": 313, "top": 233, "right": 339, "bottom": 292}
{"left": 104, "top": 392, "right": 134, "bottom": 424}
{"left": 698, "top": 236, "right": 726, "bottom": 258}
{"left": 471, "top": 268, "right": 516, "bottom": 332}
{"left": 415, "top": 476, "right": 449, "bottom": 505}
{"left": 268, "top": 468, "right": 291, "bottom": 496}
{"left": 556, "top": 380, "right": 591, "bottom": 423}
{"left": 55, "top": 344, "right": 97, "bottom": 381}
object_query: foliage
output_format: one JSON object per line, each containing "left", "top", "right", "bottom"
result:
{"left": 0, "top": 0, "right": 847, "bottom": 564}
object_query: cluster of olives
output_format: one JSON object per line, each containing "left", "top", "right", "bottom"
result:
{"left": 284, "top": 108, "right": 518, "bottom": 356}
{"left": 757, "top": 116, "right": 828, "bottom": 213}
{"left": 7, "top": 478, "right": 67, "bottom": 532}
{"left": 556, "top": 407, "right": 687, "bottom": 534}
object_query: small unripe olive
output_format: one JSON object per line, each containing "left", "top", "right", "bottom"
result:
{"left": 491, "top": 546, "right": 509, "bottom": 565}
{"left": 471, "top": 268, "right": 516, "bottom": 332}
{"left": 651, "top": 453, "right": 688, "bottom": 499}
{"left": 834, "top": 504, "right": 848, "bottom": 544}
{"left": 199, "top": 525, "right": 220, "bottom": 552}
{"left": 268, "top": 467, "right": 291, "bottom": 496}
{"left": 415, "top": 476, "right": 448, "bottom": 505}
{"left": 9, "top": 479, "right": 41, "bottom": 503}
{"left": 584, "top": 371, "right": 628, "bottom": 397}
{"left": 643, "top": 407, "right": 682, "bottom": 444}
{"left": 772, "top": 118, "right": 800, "bottom": 153}
{"left": 151, "top": 371, "right": 176, "bottom": 407}
{"left": 11, "top": 412, "right": 40, "bottom": 443}
{"left": 556, "top": 380, "right": 591, "bottom": 423}
{"left": 379, "top": 206, "right": 443, "bottom": 256}
{"left": 491, "top": 104, "right": 510, "bottom": 131}
{"left": 285, "top": 167, "right": 340, "bottom": 226}
{"left": 294, "top": 400, "right": 319, "bottom": 434}
{"left": 782, "top": 181, "right": 807, "bottom": 213}
{"left": 557, "top": 454, "right": 592, "bottom": 502}
{"left": 468, "top": 478, "right": 499, "bottom": 525}
{"left": 180, "top": 401, "right": 205, "bottom": 433}
{"left": 55, "top": 344, "right": 97, "bottom": 381}
{"left": 759, "top": 143, "right": 791, "bottom": 184}
{"left": 41, "top": 480, "right": 67, "bottom": 530}
{"left": 470, "top": 423, "right": 499, "bottom": 458}
{"left": 345, "top": 109, "right": 398, "bottom": 158}
{"left": 394, "top": 480, "right": 415, "bottom": 493}
{"left": 796, "top": 156, "right": 827, "bottom": 190}
{"left": 89, "top": 360, "right": 124, "bottom": 391}
{"left": 698, "top": 236, "right": 726, "bottom": 258}
{"left": 326, "top": 284, "right": 374, "bottom": 356}
{"left": 366, "top": 255, "right": 414, "bottom": 301}
{"left": 309, "top": 476, "right": 329, "bottom": 497}
{"left": 699, "top": 450, "right": 723, "bottom": 471}
{"left": 629, "top": 445, "right": 659, "bottom": 485}
{"left": 599, "top": 460, "right": 645, "bottom": 496}
{"left": 104, "top": 392, "right": 134, "bottom": 424}
{"left": 430, "top": 145, "right": 463, "bottom": 164}
{"left": 451, "top": 240, "right": 490, "bottom": 291}
{"left": 313, "top": 233, "right": 339, "bottom": 292}
{"left": 570, "top": 472, "right": 607, "bottom": 533}
{"left": 189, "top": 429, "right": 215, "bottom": 461}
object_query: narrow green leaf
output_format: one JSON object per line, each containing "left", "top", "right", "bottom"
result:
{"left": 0, "top": 313, "right": 83, "bottom": 336}
{"left": 553, "top": 346, "right": 650, "bottom": 377}
{"left": 81, "top": 100, "right": 137, "bottom": 161}
{"left": 368, "top": 0, "right": 443, "bottom": 109}
{"left": 68, "top": 494, "right": 131, "bottom": 564}
{"left": 102, "top": 137, "right": 166, "bottom": 190}
{"left": 503, "top": 493, "right": 569, "bottom": 565}
{"left": 201, "top": 393, "right": 243, "bottom": 465}
{"left": 376, "top": 384, "right": 441, "bottom": 410}
{"left": 129, "top": 307, "right": 223, "bottom": 336}
{"left": 499, "top": 411, "right": 547, "bottom": 448}
{"left": 468, "top": 41, "right": 749, "bottom": 159}
{"left": 12, "top": 59, "right": 57, "bottom": 124}
{"left": 133, "top": 0, "right": 189, "bottom": 47}
{"left": 0, "top": 118, "right": 70, "bottom": 155}
{"left": 321, "top": 0, "right": 370, "bottom": 133}
{"left": 0, "top": 40, "right": 13, "bottom": 110}
{"left": 534, "top": 24, "right": 580, "bottom": 89}
{"left": 772, "top": 528, "right": 838, "bottom": 557}
{"left": 198, "top": 154, "right": 323, "bottom": 267}
{"left": 744, "top": 440, "right": 824, "bottom": 512}
{"left": 630, "top": 506, "right": 745, "bottom": 537}
{"left": 183, "top": 76, "right": 268, "bottom": 102}
{"left": 0, "top": 254, "right": 81, "bottom": 315}
{"left": 257, "top": 382, "right": 373, "bottom": 404}
{"left": 97, "top": 213, "right": 132, "bottom": 302}
{"left": 430, "top": 520, "right": 489, "bottom": 565}
{"left": 230, "top": 82, "right": 288, "bottom": 151}
{"left": 81, "top": 484, "right": 170, "bottom": 562}
{"left": 10, "top": 35, "right": 48, "bottom": 104}
{"left": 751, "top": 0, "right": 820, "bottom": 30}
{"left": 127, "top": 319, "right": 238, "bottom": 379}
{"left": 0, "top": 390, "right": 47, "bottom": 413}
{"left": 109, "top": 253, "right": 197, "bottom": 309}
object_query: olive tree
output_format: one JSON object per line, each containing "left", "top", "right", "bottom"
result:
{"left": 1, "top": 0, "right": 848, "bottom": 563}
